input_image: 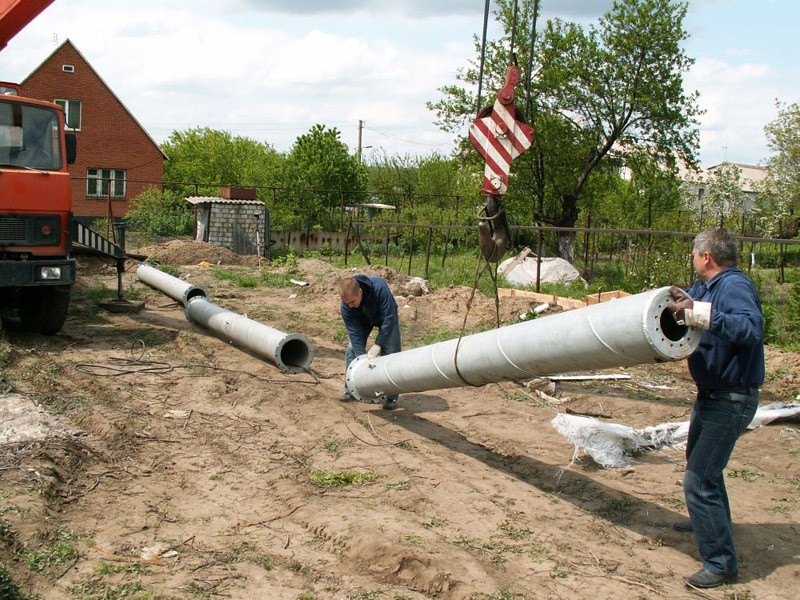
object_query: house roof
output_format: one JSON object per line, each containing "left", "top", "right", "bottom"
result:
{"left": 186, "top": 196, "right": 263, "bottom": 206}
{"left": 21, "top": 39, "right": 167, "bottom": 160}
{"left": 705, "top": 162, "right": 768, "bottom": 193}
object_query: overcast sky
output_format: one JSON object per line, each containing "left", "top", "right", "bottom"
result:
{"left": 3, "top": 0, "right": 799, "bottom": 168}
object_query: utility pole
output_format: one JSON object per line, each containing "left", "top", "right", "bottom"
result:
{"left": 357, "top": 119, "right": 364, "bottom": 163}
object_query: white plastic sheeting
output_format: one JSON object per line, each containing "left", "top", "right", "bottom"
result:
{"left": 499, "top": 256, "right": 585, "bottom": 287}
{"left": 552, "top": 401, "right": 800, "bottom": 469}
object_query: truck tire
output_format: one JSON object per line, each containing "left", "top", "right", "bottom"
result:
{"left": 19, "top": 285, "right": 71, "bottom": 335}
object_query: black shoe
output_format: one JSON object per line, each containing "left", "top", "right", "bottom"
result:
{"left": 672, "top": 520, "right": 693, "bottom": 532}
{"left": 339, "top": 392, "right": 354, "bottom": 402}
{"left": 382, "top": 398, "right": 397, "bottom": 410}
{"left": 684, "top": 568, "right": 737, "bottom": 588}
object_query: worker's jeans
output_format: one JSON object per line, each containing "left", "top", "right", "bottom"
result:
{"left": 684, "top": 387, "right": 758, "bottom": 575}
{"left": 344, "top": 321, "right": 402, "bottom": 402}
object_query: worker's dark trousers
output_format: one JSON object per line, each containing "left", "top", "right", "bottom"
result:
{"left": 684, "top": 388, "right": 758, "bottom": 575}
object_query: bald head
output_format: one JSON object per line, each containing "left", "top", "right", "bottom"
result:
{"left": 340, "top": 277, "right": 363, "bottom": 308}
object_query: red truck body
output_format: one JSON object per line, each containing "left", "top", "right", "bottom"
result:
{"left": 1, "top": 0, "right": 77, "bottom": 333}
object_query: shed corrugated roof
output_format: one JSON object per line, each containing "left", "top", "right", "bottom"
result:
{"left": 186, "top": 196, "right": 263, "bottom": 205}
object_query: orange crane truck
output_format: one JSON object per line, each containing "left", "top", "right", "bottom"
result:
{"left": 1, "top": 0, "right": 126, "bottom": 334}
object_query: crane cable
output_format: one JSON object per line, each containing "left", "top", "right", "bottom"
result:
{"left": 452, "top": 0, "right": 525, "bottom": 388}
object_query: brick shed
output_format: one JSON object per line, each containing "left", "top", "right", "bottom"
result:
{"left": 187, "top": 188, "right": 268, "bottom": 256}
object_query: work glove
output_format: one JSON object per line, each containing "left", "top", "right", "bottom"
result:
{"left": 667, "top": 285, "right": 711, "bottom": 330}
{"left": 667, "top": 286, "right": 693, "bottom": 322}
{"left": 367, "top": 344, "right": 381, "bottom": 359}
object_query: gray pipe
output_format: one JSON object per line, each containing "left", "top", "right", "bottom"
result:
{"left": 346, "top": 287, "right": 700, "bottom": 401}
{"left": 136, "top": 263, "right": 207, "bottom": 306}
{"left": 136, "top": 263, "right": 313, "bottom": 373}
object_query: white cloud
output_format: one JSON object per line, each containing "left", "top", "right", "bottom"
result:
{"left": 686, "top": 57, "right": 785, "bottom": 166}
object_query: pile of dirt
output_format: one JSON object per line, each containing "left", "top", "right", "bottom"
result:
{"left": 137, "top": 239, "right": 259, "bottom": 267}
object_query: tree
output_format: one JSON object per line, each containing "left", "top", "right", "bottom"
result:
{"left": 700, "top": 163, "right": 746, "bottom": 230}
{"left": 755, "top": 100, "right": 800, "bottom": 238}
{"left": 280, "top": 124, "right": 366, "bottom": 231}
{"left": 428, "top": 0, "right": 701, "bottom": 262}
{"left": 161, "top": 127, "right": 282, "bottom": 197}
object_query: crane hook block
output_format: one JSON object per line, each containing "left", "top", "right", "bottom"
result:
{"left": 468, "top": 66, "right": 534, "bottom": 196}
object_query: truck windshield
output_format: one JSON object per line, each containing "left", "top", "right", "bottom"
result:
{"left": 0, "top": 100, "right": 62, "bottom": 170}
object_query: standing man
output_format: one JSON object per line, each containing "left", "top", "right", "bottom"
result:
{"left": 339, "top": 275, "right": 401, "bottom": 410}
{"left": 668, "top": 228, "right": 764, "bottom": 589}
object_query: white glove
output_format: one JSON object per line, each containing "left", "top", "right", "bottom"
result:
{"left": 367, "top": 344, "right": 381, "bottom": 359}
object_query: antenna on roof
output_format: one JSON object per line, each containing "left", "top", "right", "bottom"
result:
{"left": 52, "top": 33, "right": 58, "bottom": 46}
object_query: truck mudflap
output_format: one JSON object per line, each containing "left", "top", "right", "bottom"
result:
{"left": 0, "top": 258, "right": 76, "bottom": 287}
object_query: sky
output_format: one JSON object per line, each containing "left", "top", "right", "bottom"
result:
{"left": 2, "top": 0, "right": 799, "bottom": 168}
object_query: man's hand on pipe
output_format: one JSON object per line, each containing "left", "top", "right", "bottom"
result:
{"left": 667, "top": 286, "right": 693, "bottom": 324}
{"left": 367, "top": 344, "right": 381, "bottom": 359}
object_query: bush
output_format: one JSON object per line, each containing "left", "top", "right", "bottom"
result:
{"left": 126, "top": 187, "right": 193, "bottom": 237}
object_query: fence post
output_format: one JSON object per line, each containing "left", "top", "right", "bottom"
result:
{"left": 344, "top": 216, "right": 353, "bottom": 266}
{"left": 424, "top": 227, "right": 433, "bottom": 279}
{"left": 535, "top": 227, "right": 543, "bottom": 293}
{"left": 407, "top": 226, "right": 415, "bottom": 276}
{"left": 384, "top": 226, "right": 390, "bottom": 266}
{"left": 339, "top": 191, "right": 345, "bottom": 230}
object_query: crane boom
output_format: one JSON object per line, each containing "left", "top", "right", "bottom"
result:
{"left": 0, "top": 0, "right": 55, "bottom": 51}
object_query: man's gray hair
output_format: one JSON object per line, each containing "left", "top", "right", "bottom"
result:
{"left": 693, "top": 228, "right": 737, "bottom": 267}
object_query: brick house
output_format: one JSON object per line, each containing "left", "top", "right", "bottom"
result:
{"left": 19, "top": 39, "right": 165, "bottom": 222}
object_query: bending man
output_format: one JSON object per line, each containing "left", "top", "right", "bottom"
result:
{"left": 339, "top": 275, "right": 401, "bottom": 410}
{"left": 668, "top": 228, "right": 764, "bottom": 589}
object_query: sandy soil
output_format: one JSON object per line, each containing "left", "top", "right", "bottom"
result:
{"left": 1, "top": 240, "right": 798, "bottom": 600}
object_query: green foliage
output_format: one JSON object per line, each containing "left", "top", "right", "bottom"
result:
{"left": 307, "top": 469, "right": 382, "bottom": 488}
{"left": 0, "top": 560, "right": 26, "bottom": 600}
{"left": 756, "top": 100, "right": 800, "bottom": 237}
{"left": 24, "top": 527, "right": 79, "bottom": 572}
{"left": 428, "top": 0, "right": 700, "bottom": 260}
{"left": 126, "top": 187, "right": 193, "bottom": 237}
{"left": 161, "top": 127, "right": 281, "bottom": 197}
{"left": 212, "top": 268, "right": 258, "bottom": 288}
{"left": 154, "top": 263, "right": 181, "bottom": 277}
{"left": 68, "top": 579, "right": 153, "bottom": 599}
{"left": 278, "top": 124, "right": 367, "bottom": 231}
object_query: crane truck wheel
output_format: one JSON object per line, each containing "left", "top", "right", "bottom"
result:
{"left": 18, "top": 285, "right": 71, "bottom": 335}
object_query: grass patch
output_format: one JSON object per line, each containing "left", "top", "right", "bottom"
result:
{"left": 728, "top": 469, "right": 763, "bottom": 483}
{"left": 307, "top": 469, "right": 383, "bottom": 488}
{"left": 0, "top": 560, "right": 27, "bottom": 600}
{"left": 154, "top": 263, "right": 181, "bottom": 277}
{"left": 321, "top": 436, "right": 353, "bottom": 456}
{"left": 24, "top": 527, "right": 79, "bottom": 572}
{"left": 68, "top": 579, "right": 153, "bottom": 599}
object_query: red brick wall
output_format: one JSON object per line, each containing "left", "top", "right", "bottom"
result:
{"left": 20, "top": 41, "right": 164, "bottom": 219}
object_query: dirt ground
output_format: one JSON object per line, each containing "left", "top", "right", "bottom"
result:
{"left": 1, "top": 239, "right": 798, "bottom": 600}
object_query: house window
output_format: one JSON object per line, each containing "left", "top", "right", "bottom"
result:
{"left": 87, "top": 168, "right": 126, "bottom": 198}
{"left": 62, "top": 65, "right": 75, "bottom": 73}
{"left": 54, "top": 99, "right": 81, "bottom": 130}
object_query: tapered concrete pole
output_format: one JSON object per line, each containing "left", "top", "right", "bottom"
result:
{"left": 137, "top": 263, "right": 313, "bottom": 373}
{"left": 346, "top": 287, "right": 699, "bottom": 401}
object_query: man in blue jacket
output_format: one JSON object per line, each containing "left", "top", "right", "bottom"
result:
{"left": 339, "top": 275, "right": 401, "bottom": 409}
{"left": 668, "top": 228, "right": 764, "bottom": 589}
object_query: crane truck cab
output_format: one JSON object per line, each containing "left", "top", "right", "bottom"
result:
{"left": 0, "top": 83, "right": 77, "bottom": 334}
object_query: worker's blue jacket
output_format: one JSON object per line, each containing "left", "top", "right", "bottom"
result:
{"left": 686, "top": 267, "right": 765, "bottom": 390}
{"left": 340, "top": 274, "right": 399, "bottom": 356}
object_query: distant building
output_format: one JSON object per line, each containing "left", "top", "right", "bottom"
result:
{"left": 682, "top": 161, "right": 768, "bottom": 214}
{"left": 20, "top": 39, "right": 165, "bottom": 222}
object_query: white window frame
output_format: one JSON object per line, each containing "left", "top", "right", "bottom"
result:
{"left": 87, "top": 168, "right": 127, "bottom": 199}
{"left": 54, "top": 98, "right": 81, "bottom": 131}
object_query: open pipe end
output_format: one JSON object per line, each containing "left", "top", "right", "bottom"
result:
{"left": 183, "top": 285, "right": 208, "bottom": 304}
{"left": 275, "top": 334, "right": 314, "bottom": 373}
{"left": 645, "top": 288, "right": 702, "bottom": 360}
